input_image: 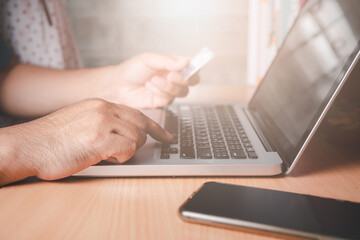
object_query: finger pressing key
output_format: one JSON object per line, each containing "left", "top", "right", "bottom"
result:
{"left": 145, "top": 116, "right": 173, "bottom": 143}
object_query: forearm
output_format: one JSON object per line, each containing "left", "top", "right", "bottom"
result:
{"left": 0, "top": 64, "right": 115, "bottom": 117}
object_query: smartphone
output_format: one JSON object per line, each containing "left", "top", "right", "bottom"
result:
{"left": 179, "top": 182, "right": 360, "bottom": 239}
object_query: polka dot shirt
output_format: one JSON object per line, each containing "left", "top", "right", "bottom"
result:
{"left": 0, "top": 0, "right": 82, "bottom": 69}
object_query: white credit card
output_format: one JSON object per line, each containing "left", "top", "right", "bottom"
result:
{"left": 180, "top": 47, "right": 214, "bottom": 81}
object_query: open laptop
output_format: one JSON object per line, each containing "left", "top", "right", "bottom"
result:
{"left": 75, "top": 0, "right": 360, "bottom": 177}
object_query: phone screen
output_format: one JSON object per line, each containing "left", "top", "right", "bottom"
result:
{"left": 179, "top": 182, "right": 360, "bottom": 239}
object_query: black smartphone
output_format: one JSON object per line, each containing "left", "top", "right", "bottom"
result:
{"left": 179, "top": 182, "right": 360, "bottom": 239}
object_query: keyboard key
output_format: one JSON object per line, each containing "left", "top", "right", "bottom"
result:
{"left": 228, "top": 145, "right": 242, "bottom": 150}
{"left": 197, "top": 143, "right": 210, "bottom": 148}
{"left": 196, "top": 140, "right": 209, "bottom": 145}
{"left": 230, "top": 150, "right": 247, "bottom": 159}
{"left": 180, "top": 146, "right": 195, "bottom": 159}
{"left": 212, "top": 144, "right": 226, "bottom": 149}
{"left": 245, "top": 147, "right": 255, "bottom": 152}
{"left": 225, "top": 137, "right": 237, "bottom": 141}
{"left": 239, "top": 133, "right": 247, "bottom": 138}
{"left": 226, "top": 140, "right": 240, "bottom": 145}
{"left": 214, "top": 153, "right": 229, "bottom": 159}
{"left": 248, "top": 152, "right": 258, "bottom": 159}
{"left": 213, "top": 147, "right": 227, "bottom": 152}
{"left": 169, "top": 148, "right": 178, "bottom": 154}
{"left": 197, "top": 148, "right": 212, "bottom": 159}
{"left": 161, "top": 148, "right": 169, "bottom": 154}
{"left": 243, "top": 142, "right": 252, "bottom": 147}
{"left": 160, "top": 153, "right": 170, "bottom": 159}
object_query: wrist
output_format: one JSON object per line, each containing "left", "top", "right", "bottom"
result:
{"left": 86, "top": 65, "right": 120, "bottom": 99}
{"left": 0, "top": 127, "right": 35, "bottom": 186}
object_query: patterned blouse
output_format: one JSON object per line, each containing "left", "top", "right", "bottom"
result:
{"left": 0, "top": 0, "right": 83, "bottom": 127}
{"left": 0, "top": 0, "right": 81, "bottom": 69}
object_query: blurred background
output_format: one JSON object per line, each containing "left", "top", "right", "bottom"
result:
{"left": 64, "top": 0, "right": 249, "bottom": 85}
{"left": 64, "top": 0, "right": 304, "bottom": 85}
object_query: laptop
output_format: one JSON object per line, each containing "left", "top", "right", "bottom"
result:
{"left": 75, "top": 0, "right": 360, "bottom": 177}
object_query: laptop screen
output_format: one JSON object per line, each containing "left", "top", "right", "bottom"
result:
{"left": 249, "top": 0, "right": 360, "bottom": 167}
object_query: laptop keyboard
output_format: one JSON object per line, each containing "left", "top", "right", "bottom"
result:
{"left": 160, "top": 105, "right": 258, "bottom": 160}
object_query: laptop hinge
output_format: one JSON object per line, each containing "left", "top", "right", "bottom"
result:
{"left": 244, "top": 108, "right": 290, "bottom": 171}
{"left": 243, "top": 108, "right": 274, "bottom": 152}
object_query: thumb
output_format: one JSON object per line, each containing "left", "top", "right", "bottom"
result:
{"left": 141, "top": 53, "right": 189, "bottom": 71}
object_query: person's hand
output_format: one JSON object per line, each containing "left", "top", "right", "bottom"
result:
{"left": 99, "top": 53, "right": 200, "bottom": 108}
{"left": 0, "top": 99, "right": 172, "bottom": 185}
{"left": 0, "top": 53, "right": 199, "bottom": 118}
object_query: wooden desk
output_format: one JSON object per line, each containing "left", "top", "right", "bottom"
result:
{"left": 1, "top": 85, "right": 360, "bottom": 240}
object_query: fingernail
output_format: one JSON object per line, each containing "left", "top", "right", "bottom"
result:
{"left": 165, "top": 130, "right": 174, "bottom": 139}
{"left": 152, "top": 77, "right": 165, "bottom": 87}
